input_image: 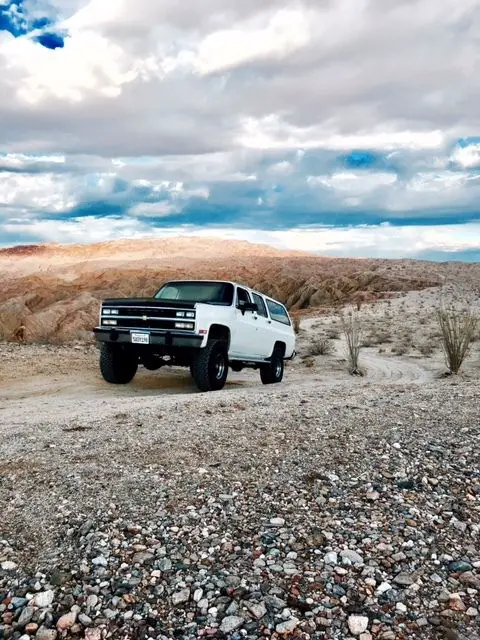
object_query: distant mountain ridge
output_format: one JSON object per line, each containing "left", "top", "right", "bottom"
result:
{"left": 1, "top": 236, "right": 477, "bottom": 342}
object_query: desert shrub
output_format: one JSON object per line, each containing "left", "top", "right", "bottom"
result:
{"left": 292, "top": 315, "right": 301, "bottom": 334}
{"left": 392, "top": 343, "right": 409, "bottom": 356}
{"left": 436, "top": 306, "right": 478, "bottom": 374}
{"left": 326, "top": 327, "right": 340, "bottom": 340}
{"left": 340, "top": 311, "right": 363, "bottom": 375}
{"left": 303, "top": 356, "right": 315, "bottom": 368}
{"left": 309, "top": 337, "right": 334, "bottom": 356}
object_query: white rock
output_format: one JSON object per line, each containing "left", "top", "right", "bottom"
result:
{"left": 276, "top": 618, "right": 300, "bottom": 634}
{"left": 1, "top": 561, "right": 17, "bottom": 571}
{"left": 34, "top": 590, "right": 55, "bottom": 608}
{"left": 348, "top": 615, "right": 369, "bottom": 636}
{"left": 377, "top": 582, "right": 393, "bottom": 594}
{"left": 91, "top": 556, "right": 107, "bottom": 567}
{"left": 171, "top": 588, "right": 190, "bottom": 606}
{"left": 270, "top": 517, "right": 286, "bottom": 527}
{"left": 85, "top": 629, "right": 102, "bottom": 640}
{"left": 324, "top": 551, "right": 338, "bottom": 565}
{"left": 193, "top": 588, "right": 203, "bottom": 603}
{"left": 220, "top": 616, "right": 244, "bottom": 634}
{"left": 396, "top": 602, "right": 407, "bottom": 613}
{"left": 340, "top": 549, "right": 364, "bottom": 565}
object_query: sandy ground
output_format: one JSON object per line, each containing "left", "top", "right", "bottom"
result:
{"left": 1, "top": 289, "right": 479, "bottom": 640}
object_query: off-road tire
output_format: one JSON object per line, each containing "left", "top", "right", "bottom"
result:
{"left": 100, "top": 344, "right": 138, "bottom": 384}
{"left": 190, "top": 339, "right": 229, "bottom": 392}
{"left": 260, "top": 347, "right": 284, "bottom": 385}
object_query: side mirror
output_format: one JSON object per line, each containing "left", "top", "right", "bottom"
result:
{"left": 238, "top": 301, "right": 258, "bottom": 315}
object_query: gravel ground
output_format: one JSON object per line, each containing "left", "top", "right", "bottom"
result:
{"left": 0, "top": 337, "right": 479, "bottom": 640}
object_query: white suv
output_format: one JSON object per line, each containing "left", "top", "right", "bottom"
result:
{"left": 94, "top": 280, "right": 296, "bottom": 392}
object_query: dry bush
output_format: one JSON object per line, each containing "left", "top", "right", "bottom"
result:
{"left": 292, "top": 315, "right": 301, "bottom": 334}
{"left": 392, "top": 343, "right": 409, "bottom": 356}
{"left": 326, "top": 328, "right": 340, "bottom": 340}
{"left": 340, "top": 310, "right": 363, "bottom": 375}
{"left": 436, "top": 306, "right": 478, "bottom": 374}
{"left": 309, "top": 337, "right": 334, "bottom": 356}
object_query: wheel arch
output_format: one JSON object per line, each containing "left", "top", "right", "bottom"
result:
{"left": 272, "top": 341, "right": 286, "bottom": 358}
{"left": 208, "top": 324, "right": 231, "bottom": 347}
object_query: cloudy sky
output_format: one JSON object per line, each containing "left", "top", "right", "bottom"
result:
{"left": 1, "top": 0, "right": 479, "bottom": 259}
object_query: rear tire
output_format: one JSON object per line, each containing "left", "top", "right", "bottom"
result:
{"left": 100, "top": 344, "right": 138, "bottom": 384}
{"left": 260, "top": 347, "right": 284, "bottom": 385}
{"left": 190, "top": 339, "right": 229, "bottom": 392}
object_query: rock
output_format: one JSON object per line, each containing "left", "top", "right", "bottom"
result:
{"left": 396, "top": 602, "right": 407, "bottom": 613}
{"left": 91, "top": 556, "right": 108, "bottom": 567}
{"left": 86, "top": 595, "right": 98, "bottom": 610}
{"left": 324, "top": 551, "right": 338, "bottom": 565}
{"left": 56, "top": 611, "right": 77, "bottom": 631}
{"left": 25, "top": 623, "right": 38, "bottom": 634}
{"left": 377, "top": 582, "right": 393, "bottom": 594}
{"left": 270, "top": 517, "right": 286, "bottom": 527}
{"left": 17, "top": 606, "right": 34, "bottom": 627}
{"left": 276, "top": 618, "right": 299, "bottom": 634}
{"left": 157, "top": 557, "right": 172, "bottom": 571}
{"left": 220, "top": 616, "right": 244, "bottom": 634}
{"left": 340, "top": 549, "right": 364, "bottom": 565}
{"left": 367, "top": 491, "right": 380, "bottom": 501}
{"left": 0, "top": 561, "right": 17, "bottom": 571}
{"left": 33, "top": 590, "right": 55, "bottom": 608}
{"left": 246, "top": 602, "right": 267, "bottom": 619}
{"left": 84, "top": 629, "right": 102, "bottom": 640}
{"left": 466, "top": 607, "right": 478, "bottom": 617}
{"left": 78, "top": 613, "right": 93, "bottom": 626}
{"left": 132, "top": 551, "right": 153, "bottom": 564}
{"left": 449, "top": 595, "right": 466, "bottom": 612}
{"left": 36, "top": 627, "right": 58, "bottom": 640}
{"left": 360, "top": 634, "right": 372, "bottom": 640}
{"left": 393, "top": 573, "right": 415, "bottom": 587}
{"left": 171, "top": 589, "right": 190, "bottom": 606}
{"left": 193, "top": 588, "right": 203, "bottom": 603}
{"left": 348, "top": 615, "right": 369, "bottom": 636}
{"left": 448, "top": 560, "right": 473, "bottom": 573}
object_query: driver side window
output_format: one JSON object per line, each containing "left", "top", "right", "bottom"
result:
{"left": 236, "top": 287, "right": 251, "bottom": 308}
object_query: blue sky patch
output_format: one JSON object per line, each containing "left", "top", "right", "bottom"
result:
{"left": 0, "top": 0, "right": 66, "bottom": 48}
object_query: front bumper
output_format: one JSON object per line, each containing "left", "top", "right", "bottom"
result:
{"left": 93, "top": 327, "right": 203, "bottom": 348}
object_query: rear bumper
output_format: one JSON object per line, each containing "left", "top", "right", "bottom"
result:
{"left": 285, "top": 350, "right": 296, "bottom": 361}
{"left": 93, "top": 327, "right": 203, "bottom": 348}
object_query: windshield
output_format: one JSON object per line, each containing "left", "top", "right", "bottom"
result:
{"left": 154, "top": 281, "right": 234, "bottom": 305}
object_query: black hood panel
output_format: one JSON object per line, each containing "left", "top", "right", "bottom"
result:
{"left": 102, "top": 298, "right": 196, "bottom": 309}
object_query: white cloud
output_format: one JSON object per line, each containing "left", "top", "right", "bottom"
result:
{"left": 451, "top": 143, "right": 480, "bottom": 169}
{"left": 0, "top": 172, "right": 76, "bottom": 213}
{"left": 194, "top": 8, "right": 310, "bottom": 75}
{"left": 0, "top": 153, "right": 66, "bottom": 167}
{"left": 308, "top": 171, "right": 397, "bottom": 194}
{"left": 237, "top": 115, "right": 446, "bottom": 151}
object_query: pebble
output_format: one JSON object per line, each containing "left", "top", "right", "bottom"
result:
{"left": 340, "top": 549, "right": 364, "bottom": 565}
{"left": 348, "top": 615, "right": 369, "bottom": 636}
{"left": 276, "top": 618, "right": 299, "bottom": 634}
{"left": 220, "top": 615, "right": 244, "bottom": 634}
{"left": 1, "top": 561, "right": 17, "bottom": 571}
{"left": 56, "top": 610, "right": 78, "bottom": 630}
{"left": 33, "top": 590, "right": 55, "bottom": 608}
{"left": 35, "top": 628, "right": 58, "bottom": 640}
{"left": 324, "top": 551, "right": 338, "bottom": 565}
{"left": 270, "top": 517, "right": 286, "bottom": 527}
{"left": 171, "top": 589, "right": 190, "bottom": 606}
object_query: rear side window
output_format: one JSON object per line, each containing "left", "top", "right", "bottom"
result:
{"left": 252, "top": 293, "right": 268, "bottom": 318}
{"left": 266, "top": 299, "right": 291, "bottom": 326}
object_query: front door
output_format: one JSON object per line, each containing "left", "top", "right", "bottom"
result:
{"left": 229, "top": 287, "right": 261, "bottom": 358}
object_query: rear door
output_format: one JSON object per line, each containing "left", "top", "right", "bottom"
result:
{"left": 265, "top": 298, "right": 295, "bottom": 357}
{"left": 251, "top": 292, "right": 275, "bottom": 358}
{"left": 229, "top": 286, "right": 262, "bottom": 358}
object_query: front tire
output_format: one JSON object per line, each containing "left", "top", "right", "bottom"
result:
{"left": 260, "top": 347, "right": 284, "bottom": 385}
{"left": 190, "top": 339, "right": 229, "bottom": 392}
{"left": 100, "top": 344, "right": 138, "bottom": 384}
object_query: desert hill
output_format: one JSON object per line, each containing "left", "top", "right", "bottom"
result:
{"left": 0, "top": 236, "right": 478, "bottom": 341}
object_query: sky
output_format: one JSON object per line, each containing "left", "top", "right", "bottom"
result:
{"left": 0, "top": 0, "right": 479, "bottom": 260}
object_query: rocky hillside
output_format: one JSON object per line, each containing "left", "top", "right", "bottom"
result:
{"left": 0, "top": 237, "right": 476, "bottom": 342}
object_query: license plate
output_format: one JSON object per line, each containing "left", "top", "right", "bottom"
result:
{"left": 131, "top": 332, "right": 150, "bottom": 344}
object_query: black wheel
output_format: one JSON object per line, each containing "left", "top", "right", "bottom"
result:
{"left": 190, "top": 339, "right": 229, "bottom": 392}
{"left": 260, "top": 347, "right": 284, "bottom": 385}
{"left": 100, "top": 344, "right": 138, "bottom": 384}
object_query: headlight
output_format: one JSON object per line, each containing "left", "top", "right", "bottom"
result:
{"left": 103, "top": 309, "right": 111, "bottom": 315}
{"left": 176, "top": 311, "right": 186, "bottom": 317}
{"left": 103, "top": 319, "right": 117, "bottom": 326}
{"left": 175, "top": 322, "right": 194, "bottom": 330}
{"left": 111, "top": 309, "right": 119, "bottom": 315}
{"left": 186, "top": 311, "right": 195, "bottom": 318}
